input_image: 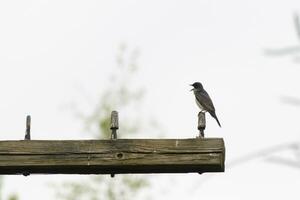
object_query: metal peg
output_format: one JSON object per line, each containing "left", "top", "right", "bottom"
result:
{"left": 197, "top": 112, "right": 206, "bottom": 138}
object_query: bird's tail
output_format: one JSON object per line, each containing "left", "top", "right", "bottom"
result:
{"left": 210, "top": 111, "right": 221, "bottom": 127}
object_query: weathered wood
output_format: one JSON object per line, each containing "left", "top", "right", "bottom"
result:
{"left": 0, "top": 138, "right": 225, "bottom": 175}
{"left": 198, "top": 112, "right": 206, "bottom": 138}
{"left": 24, "top": 115, "right": 31, "bottom": 140}
{"left": 110, "top": 111, "right": 118, "bottom": 140}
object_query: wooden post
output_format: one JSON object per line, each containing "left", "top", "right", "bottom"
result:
{"left": 0, "top": 138, "right": 225, "bottom": 175}
{"left": 24, "top": 115, "right": 31, "bottom": 140}
{"left": 198, "top": 112, "right": 206, "bottom": 138}
{"left": 23, "top": 115, "right": 31, "bottom": 176}
{"left": 110, "top": 111, "right": 118, "bottom": 140}
{"left": 110, "top": 111, "right": 119, "bottom": 177}
{"left": 0, "top": 112, "right": 225, "bottom": 175}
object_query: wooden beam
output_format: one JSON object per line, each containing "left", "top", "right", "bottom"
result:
{"left": 0, "top": 138, "right": 225, "bottom": 175}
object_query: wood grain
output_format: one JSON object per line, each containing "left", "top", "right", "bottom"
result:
{"left": 0, "top": 138, "right": 225, "bottom": 175}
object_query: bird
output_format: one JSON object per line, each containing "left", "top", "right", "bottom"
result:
{"left": 190, "top": 82, "right": 221, "bottom": 127}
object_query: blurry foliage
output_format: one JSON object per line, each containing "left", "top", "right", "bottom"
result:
{"left": 54, "top": 44, "right": 152, "bottom": 200}
{"left": 264, "top": 13, "right": 300, "bottom": 168}
{"left": 82, "top": 43, "right": 144, "bottom": 139}
{"left": 0, "top": 177, "right": 2, "bottom": 200}
{"left": 7, "top": 194, "right": 18, "bottom": 200}
{"left": 0, "top": 177, "right": 19, "bottom": 200}
{"left": 264, "top": 13, "right": 300, "bottom": 62}
{"left": 54, "top": 176, "right": 148, "bottom": 200}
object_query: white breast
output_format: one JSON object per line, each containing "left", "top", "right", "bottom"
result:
{"left": 195, "top": 98, "right": 206, "bottom": 112}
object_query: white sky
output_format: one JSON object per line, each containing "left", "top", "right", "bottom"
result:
{"left": 0, "top": 0, "right": 300, "bottom": 199}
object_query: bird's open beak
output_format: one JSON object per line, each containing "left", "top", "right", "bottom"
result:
{"left": 189, "top": 84, "right": 194, "bottom": 91}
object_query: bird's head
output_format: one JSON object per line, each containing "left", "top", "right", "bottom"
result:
{"left": 190, "top": 82, "right": 203, "bottom": 91}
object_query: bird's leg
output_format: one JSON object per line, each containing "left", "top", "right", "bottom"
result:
{"left": 198, "top": 110, "right": 204, "bottom": 116}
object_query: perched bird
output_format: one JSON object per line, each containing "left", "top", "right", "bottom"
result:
{"left": 190, "top": 82, "right": 221, "bottom": 127}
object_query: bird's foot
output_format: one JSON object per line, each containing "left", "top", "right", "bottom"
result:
{"left": 198, "top": 111, "right": 206, "bottom": 116}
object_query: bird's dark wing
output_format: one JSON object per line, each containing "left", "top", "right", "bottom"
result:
{"left": 195, "top": 90, "right": 215, "bottom": 112}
